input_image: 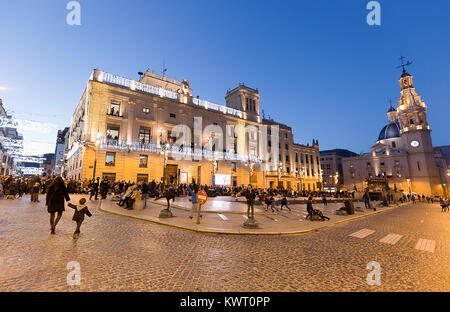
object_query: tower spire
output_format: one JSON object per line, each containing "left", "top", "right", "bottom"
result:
{"left": 396, "top": 56, "right": 413, "bottom": 75}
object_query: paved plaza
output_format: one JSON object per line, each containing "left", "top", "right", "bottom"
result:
{"left": 0, "top": 195, "right": 448, "bottom": 292}
{"left": 102, "top": 196, "right": 391, "bottom": 234}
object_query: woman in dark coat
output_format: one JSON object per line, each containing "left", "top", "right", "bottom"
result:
{"left": 46, "top": 177, "right": 70, "bottom": 234}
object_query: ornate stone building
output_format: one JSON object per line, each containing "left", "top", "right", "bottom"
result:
{"left": 342, "top": 67, "right": 447, "bottom": 196}
{"left": 65, "top": 68, "right": 321, "bottom": 190}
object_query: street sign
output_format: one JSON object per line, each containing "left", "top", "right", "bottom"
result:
{"left": 196, "top": 190, "right": 208, "bottom": 205}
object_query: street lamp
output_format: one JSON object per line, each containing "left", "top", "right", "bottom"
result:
{"left": 245, "top": 159, "right": 255, "bottom": 185}
{"left": 92, "top": 132, "right": 101, "bottom": 180}
{"left": 211, "top": 158, "right": 217, "bottom": 186}
{"left": 406, "top": 178, "right": 411, "bottom": 195}
{"left": 277, "top": 163, "right": 282, "bottom": 189}
{"left": 158, "top": 128, "right": 174, "bottom": 218}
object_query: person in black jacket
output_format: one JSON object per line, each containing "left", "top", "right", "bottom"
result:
{"left": 245, "top": 184, "right": 256, "bottom": 220}
{"left": 46, "top": 177, "right": 70, "bottom": 234}
{"left": 280, "top": 195, "right": 291, "bottom": 211}
{"left": 141, "top": 182, "right": 149, "bottom": 208}
{"left": 68, "top": 198, "right": 92, "bottom": 239}
{"left": 89, "top": 177, "right": 100, "bottom": 200}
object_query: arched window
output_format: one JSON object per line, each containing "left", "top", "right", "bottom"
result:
{"left": 418, "top": 113, "right": 424, "bottom": 125}
{"left": 408, "top": 114, "right": 415, "bottom": 127}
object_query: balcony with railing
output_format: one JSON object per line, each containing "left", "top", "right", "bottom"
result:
{"left": 94, "top": 70, "right": 246, "bottom": 120}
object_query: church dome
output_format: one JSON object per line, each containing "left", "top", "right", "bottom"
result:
{"left": 378, "top": 122, "right": 400, "bottom": 141}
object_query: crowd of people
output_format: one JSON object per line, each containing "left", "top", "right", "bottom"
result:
{"left": 1, "top": 174, "right": 448, "bottom": 228}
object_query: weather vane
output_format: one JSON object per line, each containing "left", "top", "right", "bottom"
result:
{"left": 397, "top": 56, "right": 413, "bottom": 73}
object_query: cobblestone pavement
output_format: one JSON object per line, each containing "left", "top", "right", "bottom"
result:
{"left": 0, "top": 195, "right": 448, "bottom": 292}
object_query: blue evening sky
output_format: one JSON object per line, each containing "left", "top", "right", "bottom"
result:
{"left": 0, "top": 0, "right": 449, "bottom": 155}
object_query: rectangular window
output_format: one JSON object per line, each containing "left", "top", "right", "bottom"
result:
{"left": 285, "top": 144, "right": 289, "bottom": 150}
{"left": 417, "top": 161, "right": 421, "bottom": 171}
{"left": 102, "top": 173, "right": 116, "bottom": 182}
{"left": 170, "top": 113, "right": 176, "bottom": 118}
{"left": 109, "top": 101, "right": 120, "bottom": 116}
{"left": 143, "top": 107, "right": 150, "bottom": 114}
{"left": 231, "top": 162, "right": 237, "bottom": 172}
{"left": 105, "top": 152, "right": 116, "bottom": 166}
{"left": 366, "top": 162, "right": 371, "bottom": 168}
{"left": 295, "top": 153, "right": 298, "bottom": 163}
{"left": 286, "top": 155, "right": 289, "bottom": 162}
{"left": 310, "top": 155, "right": 313, "bottom": 164}
{"left": 300, "top": 154, "right": 304, "bottom": 163}
{"left": 139, "top": 155, "right": 148, "bottom": 168}
{"left": 139, "top": 128, "right": 151, "bottom": 143}
{"left": 137, "top": 174, "right": 148, "bottom": 184}
{"left": 380, "top": 161, "right": 385, "bottom": 166}
{"left": 106, "top": 125, "right": 120, "bottom": 141}
{"left": 305, "top": 155, "right": 309, "bottom": 164}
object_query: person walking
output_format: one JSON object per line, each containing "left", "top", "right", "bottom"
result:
{"left": 306, "top": 196, "right": 314, "bottom": 220}
{"left": 68, "top": 198, "right": 92, "bottom": 239}
{"left": 141, "top": 182, "right": 149, "bottom": 209}
{"left": 100, "top": 178, "right": 108, "bottom": 199}
{"left": 322, "top": 193, "right": 327, "bottom": 206}
{"left": 440, "top": 198, "right": 448, "bottom": 212}
{"left": 280, "top": 195, "right": 291, "bottom": 211}
{"left": 411, "top": 194, "right": 416, "bottom": 204}
{"left": 89, "top": 177, "right": 100, "bottom": 200}
{"left": 46, "top": 176, "right": 70, "bottom": 234}
{"left": 363, "top": 192, "right": 373, "bottom": 210}
{"left": 31, "top": 182, "right": 40, "bottom": 202}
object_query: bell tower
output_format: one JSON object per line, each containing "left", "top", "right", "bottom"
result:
{"left": 395, "top": 58, "right": 440, "bottom": 195}
{"left": 396, "top": 61, "right": 431, "bottom": 153}
{"left": 225, "top": 83, "right": 260, "bottom": 122}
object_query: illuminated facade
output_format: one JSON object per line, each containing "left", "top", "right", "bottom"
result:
{"left": 342, "top": 68, "right": 447, "bottom": 196}
{"left": 65, "top": 68, "right": 321, "bottom": 190}
{"left": 0, "top": 98, "right": 24, "bottom": 175}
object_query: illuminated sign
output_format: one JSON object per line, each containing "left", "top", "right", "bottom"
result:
{"left": 214, "top": 174, "right": 231, "bottom": 186}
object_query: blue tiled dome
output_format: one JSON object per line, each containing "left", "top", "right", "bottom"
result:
{"left": 378, "top": 122, "right": 400, "bottom": 141}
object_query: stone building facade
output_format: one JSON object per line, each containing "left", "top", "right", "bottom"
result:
{"left": 320, "top": 149, "right": 358, "bottom": 192}
{"left": 65, "top": 68, "right": 321, "bottom": 190}
{"left": 342, "top": 68, "right": 447, "bottom": 196}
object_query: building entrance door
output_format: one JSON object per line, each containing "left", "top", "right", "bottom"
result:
{"left": 165, "top": 164, "right": 178, "bottom": 185}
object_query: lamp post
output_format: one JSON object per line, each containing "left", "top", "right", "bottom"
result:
{"left": 277, "top": 163, "right": 282, "bottom": 189}
{"left": 211, "top": 158, "right": 217, "bottom": 186}
{"left": 159, "top": 128, "right": 168, "bottom": 184}
{"left": 245, "top": 159, "right": 255, "bottom": 185}
{"left": 92, "top": 132, "right": 101, "bottom": 180}
{"left": 158, "top": 128, "right": 174, "bottom": 218}
{"left": 406, "top": 178, "right": 411, "bottom": 195}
